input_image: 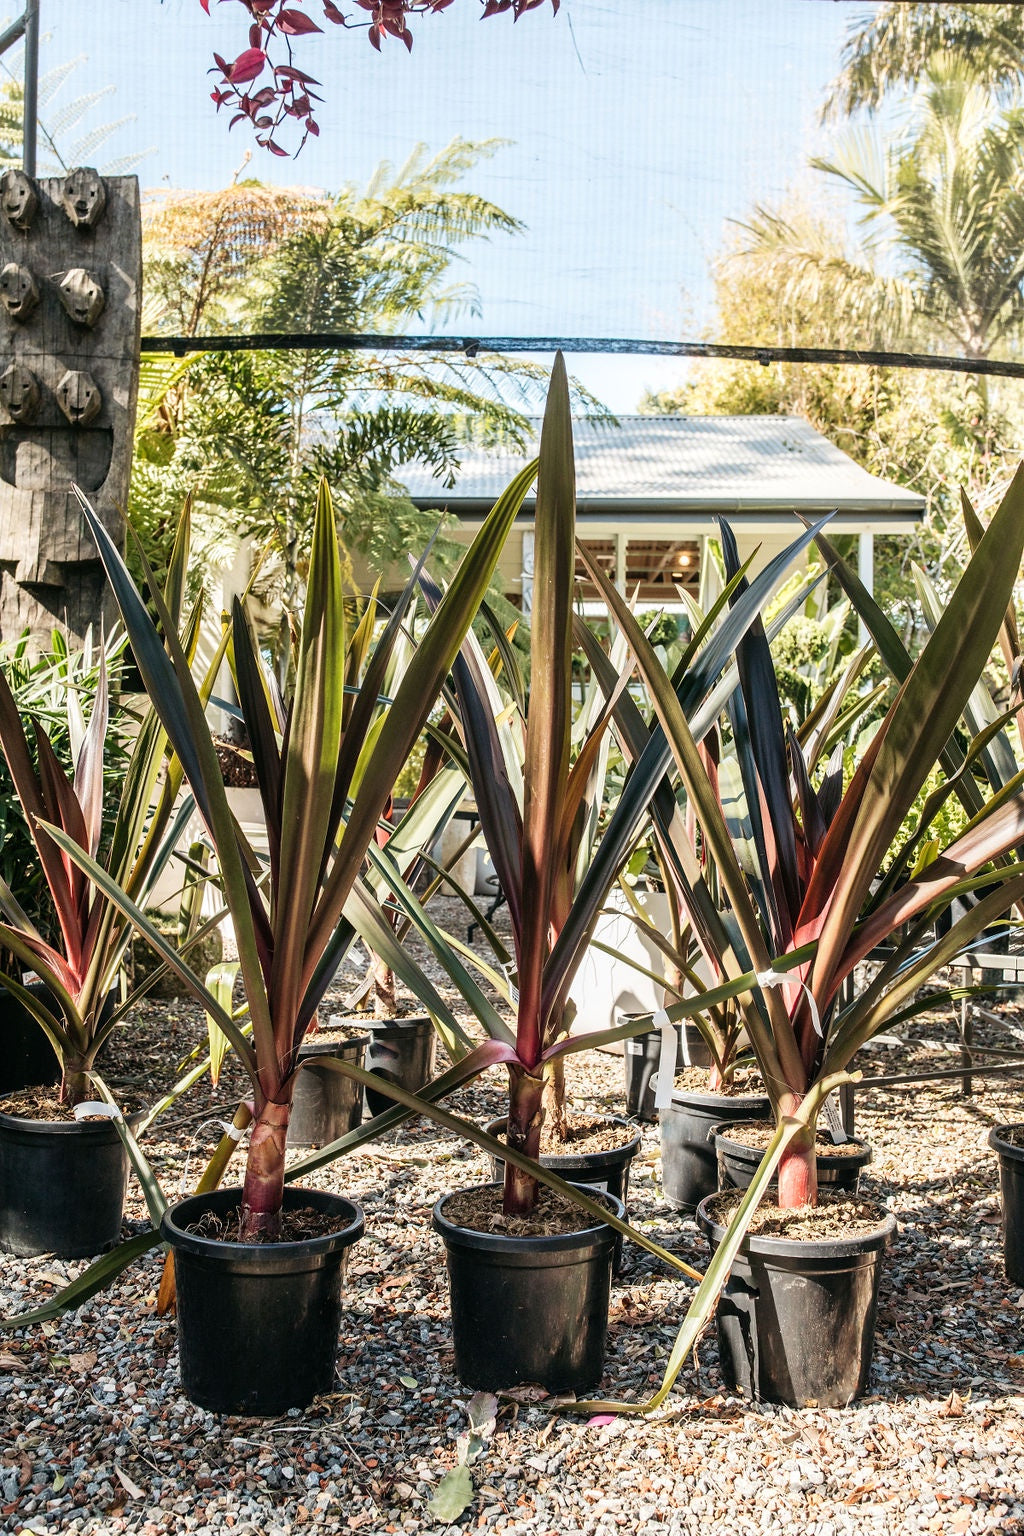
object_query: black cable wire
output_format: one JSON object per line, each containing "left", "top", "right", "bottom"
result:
{"left": 139, "top": 332, "right": 1024, "bottom": 381}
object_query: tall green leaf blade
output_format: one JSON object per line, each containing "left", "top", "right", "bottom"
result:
{"left": 271, "top": 480, "right": 346, "bottom": 1047}
{"left": 303, "top": 459, "right": 537, "bottom": 978}
{"left": 574, "top": 544, "right": 801, "bottom": 1094}
{"left": 807, "top": 462, "right": 1024, "bottom": 1002}
{"left": 74, "top": 487, "right": 274, "bottom": 1058}
{"left": 519, "top": 354, "right": 575, "bottom": 1060}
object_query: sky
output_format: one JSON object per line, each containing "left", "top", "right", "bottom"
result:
{"left": 20, "top": 0, "right": 872, "bottom": 409}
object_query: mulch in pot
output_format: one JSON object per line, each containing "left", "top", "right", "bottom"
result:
{"left": 442, "top": 1183, "right": 612, "bottom": 1239}
{"left": 704, "top": 1187, "right": 891, "bottom": 1241}
{"left": 720, "top": 1120, "right": 867, "bottom": 1156}
{"left": 491, "top": 1116, "right": 633, "bottom": 1157}
{"left": 182, "top": 1203, "right": 347, "bottom": 1245}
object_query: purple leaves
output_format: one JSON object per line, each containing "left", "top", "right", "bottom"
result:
{"left": 227, "top": 47, "right": 267, "bottom": 83}
{"left": 200, "top": 0, "right": 558, "bottom": 155}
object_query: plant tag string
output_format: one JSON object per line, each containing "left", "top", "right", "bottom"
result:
{"left": 72, "top": 1101, "right": 122, "bottom": 1121}
{"left": 502, "top": 961, "right": 520, "bottom": 1007}
{"left": 755, "top": 968, "right": 822, "bottom": 1037}
{"left": 653, "top": 1010, "right": 678, "bottom": 1111}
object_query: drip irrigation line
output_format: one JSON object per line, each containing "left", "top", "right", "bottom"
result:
{"left": 859, "top": 1058, "right": 1024, "bottom": 1090}
{"left": 138, "top": 332, "right": 1024, "bottom": 381}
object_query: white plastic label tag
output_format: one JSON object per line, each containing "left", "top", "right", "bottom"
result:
{"left": 653, "top": 1010, "right": 677, "bottom": 1111}
{"left": 822, "top": 1091, "right": 848, "bottom": 1145}
{"left": 73, "top": 1101, "right": 122, "bottom": 1121}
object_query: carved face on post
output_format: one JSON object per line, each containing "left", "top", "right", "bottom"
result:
{"left": 0, "top": 263, "right": 38, "bottom": 321}
{"left": 56, "top": 369, "right": 102, "bottom": 426}
{"left": 0, "top": 363, "right": 40, "bottom": 423}
{"left": 58, "top": 269, "right": 105, "bottom": 327}
{"left": 62, "top": 168, "right": 107, "bottom": 229}
{"left": 0, "top": 169, "right": 38, "bottom": 231}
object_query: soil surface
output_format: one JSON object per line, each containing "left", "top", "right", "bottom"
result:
{"left": 298, "top": 1026, "right": 371, "bottom": 1050}
{"left": 492, "top": 1117, "right": 637, "bottom": 1157}
{"left": 720, "top": 1121, "right": 867, "bottom": 1157}
{"left": 214, "top": 739, "right": 259, "bottom": 789}
{"left": 183, "top": 1206, "right": 347, "bottom": 1245}
{"left": 0, "top": 1087, "right": 76, "bottom": 1122}
{"left": 998, "top": 1123, "right": 1024, "bottom": 1149}
{"left": 1, "top": 905, "right": 1024, "bottom": 1535}
{"left": 704, "top": 1190, "right": 891, "bottom": 1241}
{"left": 674, "top": 1063, "right": 765, "bottom": 1097}
{"left": 442, "top": 1184, "right": 614, "bottom": 1239}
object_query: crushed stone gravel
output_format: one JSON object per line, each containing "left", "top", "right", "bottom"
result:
{"left": 2, "top": 908, "right": 1023, "bottom": 1536}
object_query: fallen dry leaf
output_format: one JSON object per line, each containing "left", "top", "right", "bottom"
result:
{"left": 0, "top": 1352, "right": 27, "bottom": 1374}
{"left": 501, "top": 1383, "right": 550, "bottom": 1404}
{"left": 115, "top": 1464, "right": 145, "bottom": 1500}
{"left": 68, "top": 1351, "right": 98, "bottom": 1373}
{"left": 939, "top": 1390, "right": 965, "bottom": 1419}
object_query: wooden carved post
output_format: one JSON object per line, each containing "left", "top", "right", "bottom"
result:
{"left": 0, "top": 168, "right": 141, "bottom": 645}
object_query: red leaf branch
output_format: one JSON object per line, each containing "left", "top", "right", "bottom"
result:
{"left": 202, "top": 0, "right": 558, "bottom": 155}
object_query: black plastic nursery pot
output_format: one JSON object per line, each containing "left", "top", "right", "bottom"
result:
{"left": 0, "top": 1099, "right": 131, "bottom": 1258}
{"left": 432, "top": 1182, "right": 624, "bottom": 1393}
{"left": 714, "top": 1125, "right": 872, "bottom": 1195}
{"left": 696, "top": 1194, "right": 896, "bottom": 1408}
{"left": 660, "top": 1086, "right": 770, "bottom": 1213}
{"left": 623, "top": 1024, "right": 711, "bottom": 1122}
{"left": 288, "top": 1034, "right": 369, "bottom": 1149}
{"left": 0, "top": 981, "right": 63, "bottom": 1097}
{"left": 989, "top": 1124, "right": 1024, "bottom": 1285}
{"left": 364, "top": 1016, "right": 435, "bottom": 1118}
{"left": 161, "top": 1186, "right": 365, "bottom": 1416}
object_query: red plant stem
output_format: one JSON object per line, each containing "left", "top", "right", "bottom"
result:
{"left": 776, "top": 1098, "right": 817, "bottom": 1208}
{"left": 502, "top": 1066, "right": 544, "bottom": 1216}
{"left": 58, "top": 1059, "right": 90, "bottom": 1108}
{"left": 240, "top": 1093, "right": 293, "bottom": 1239}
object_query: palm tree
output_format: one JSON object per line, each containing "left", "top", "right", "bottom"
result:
{"left": 133, "top": 140, "right": 585, "bottom": 635}
{"left": 743, "top": 61, "right": 1024, "bottom": 366}
{"left": 824, "top": 3, "right": 1024, "bottom": 120}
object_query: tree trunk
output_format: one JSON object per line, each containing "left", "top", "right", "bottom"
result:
{"left": 240, "top": 1095, "right": 293, "bottom": 1239}
{"left": 502, "top": 1067, "right": 545, "bottom": 1216}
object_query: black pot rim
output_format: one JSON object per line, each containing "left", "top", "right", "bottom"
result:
{"left": 0, "top": 1099, "right": 141, "bottom": 1138}
{"left": 665, "top": 1086, "right": 770, "bottom": 1113}
{"left": 433, "top": 1181, "right": 624, "bottom": 1256}
{"left": 712, "top": 1124, "right": 872, "bottom": 1169}
{"left": 990, "top": 1123, "right": 1024, "bottom": 1162}
{"left": 162, "top": 1185, "right": 364, "bottom": 1271}
{"left": 368, "top": 1015, "right": 432, "bottom": 1038}
{"left": 484, "top": 1114, "right": 641, "bottom": 1167}
{"left": 297, "top": 1035, "right": 369, "bottom": 1061}
{"left": 696, "top": 1192, "right": 895, "bottom": 1260}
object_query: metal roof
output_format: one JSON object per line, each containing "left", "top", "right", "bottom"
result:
{"left": 398, "top": 414, "right": 925, "bottom": 516}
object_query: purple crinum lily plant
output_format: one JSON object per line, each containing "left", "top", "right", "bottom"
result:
{"left": 579, "top": 464, "right": 1024, "bottom": 1209}
{"left": 0, "top": 511, "right": 207, "bottom": 1107}
{"left": 429, "top": 355, "right": 824, "bottom": 1216}
{"left": 56, "top": 473, "right": 537, "bottom": 1240}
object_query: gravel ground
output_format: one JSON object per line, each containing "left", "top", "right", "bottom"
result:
{"left": 2, "top": 914, "right": 1024, "bottom": 1536}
